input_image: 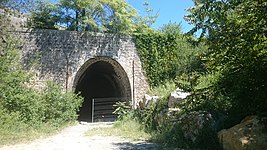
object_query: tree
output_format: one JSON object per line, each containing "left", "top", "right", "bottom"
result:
{"left": 185, "top": 0, "right": 267, "bottom": 115}
{"left": 29, "top": 1, "right": 60, "bottom": 29}
{"left": 133, "top": 1, "right": 158, "bottom": 33}
{"left": 28, "top": 0, "right": 154, "bottom": 33}
{"left": 158, "top": 21, "right": 182, "bottom": 35}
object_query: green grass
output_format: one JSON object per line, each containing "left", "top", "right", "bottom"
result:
{"left": 86, "top": 119, "right": 151, "bottom": 141}
{"left": 147, "top": 81, "right": 176, "bottom": 98}
{"left": 0, "top": 121, "right": 76, "bottom": 146}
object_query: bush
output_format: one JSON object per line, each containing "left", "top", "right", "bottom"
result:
{"left": 0, "top": 28, "right": 83, "bottom": 145}
{"left": 133, "top": 79, "right": 224, "bottom": 149}
{"left": 152, "top": 123, "right": 189, "bottom": 149}
{"left": 0, "top": 107, "right": 25, "bottom": 131}
{"left": 0, "top": 107, "right": 29, "bottom": 144}
{"left": 184, "top": 0, "right": 267, "bottom": 126}
{"left": 0, "top": 8, "right": 83, "bottom": 144}
{"left": 0, "top": 35, "right": 42, "bottom": 125}
{"left": 42, "top": 81, "right": 83, "bottom": 124}
{"left": 136, "top": 103, "right": 222, "bottom": 149}
{"left": 0, "top": 35, "right": 83, "bottom": 126}
{"left": 137, "top": 97, "right": 169, "bottom": 132}
{"left": 113, "top": 101, "right": 132, "bottom": 120}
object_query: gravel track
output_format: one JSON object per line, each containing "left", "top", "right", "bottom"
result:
{"left": 0, "top": 122, "right": 159, "bottom": 150}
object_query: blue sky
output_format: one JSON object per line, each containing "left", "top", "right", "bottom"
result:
{"left": 127, "top": 0, "right": 194, "bottom": 33}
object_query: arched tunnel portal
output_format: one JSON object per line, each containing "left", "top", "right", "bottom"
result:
{"left": 74, "top": 57, "right": 131, "bottom": 122}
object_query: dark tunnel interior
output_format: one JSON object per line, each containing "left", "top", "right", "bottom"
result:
{"left": 75, "top": 61, "right": 128, "bottom": 122}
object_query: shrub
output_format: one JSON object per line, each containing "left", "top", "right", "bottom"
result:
{"left": 0, "top": 35, "right": 83, "bottom": 126}
{"left": 0, "top": 35, "right": 42, "bottom": 125}
{"left": 0, "top": 8, "right": 83, "bottom": 144}
{"left": 113, "top": 101, "right": 132, "bottom": 120}
{"left": 133, "top": 79, "right": 224, "bottom": 149}
{"left": 42, "top": 81, "right": 83, "bottom": 124}
{"left": 185, "top": 0, "right": 267, "bottom": 124}
{"left": 137, "top": 96, "right": 169, "bottom": 132}
{"left": 0, "top": 107, "right": 29, "bottom": 144}
{"left": 152, "top": 123, "right": 189, "bottom": 149}
{"left": 0, "top": 28, "right": 83, "bottom": 131}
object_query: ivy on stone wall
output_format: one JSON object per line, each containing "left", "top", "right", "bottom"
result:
{"left": 134, "top": 32, "right": 205, "bottom": 87}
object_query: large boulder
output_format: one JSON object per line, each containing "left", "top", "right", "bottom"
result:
{"left": 218, "top": 116, "right": 267, "bottom": 150}
{"left": 178, "top": 111, "right": 215, "bottom": 142}
{"left": 168, "top": 88, "right": 190, "bottom": 108}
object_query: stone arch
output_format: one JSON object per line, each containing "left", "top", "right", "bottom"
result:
{"left": 73, "top": 57, "right": 131, "bottom": 122}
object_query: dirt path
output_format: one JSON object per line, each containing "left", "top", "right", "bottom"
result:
{"left": 0, "top": 122, "right": 159, "bottom": 150}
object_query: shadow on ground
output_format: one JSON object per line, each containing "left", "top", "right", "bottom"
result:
{"left": 114, "top": 141, "right": 161, "bottom": 150}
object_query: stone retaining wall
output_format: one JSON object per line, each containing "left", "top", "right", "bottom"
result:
{"left": 14, "top": 29, "right": 148, "bottom": 106}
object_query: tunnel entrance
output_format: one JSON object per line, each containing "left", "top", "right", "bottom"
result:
{"left": 74, "top": 57, "right": 131, "bottom": 122}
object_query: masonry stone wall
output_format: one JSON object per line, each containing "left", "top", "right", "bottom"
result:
{"left": 14, "top": 29, "right": 149, "bottom": 106}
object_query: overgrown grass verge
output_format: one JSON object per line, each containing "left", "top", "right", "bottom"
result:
{"left": 0, "top": 121, "right": 76, "bottom": 146}
{"left": 86, "top": 119, "right": 151, "bottom": 141}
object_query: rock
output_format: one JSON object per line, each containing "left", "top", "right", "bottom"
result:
{"left": 178, "top": 111, "right": 214, "bottom": 142}
{"left": 218, "top": 116, "right": 267, "bottom": 150}
{"left": 168, "top": 88, "right": 190, "bottom": 108}
{"left": 138, "top": 94, "right": 159, "bottom": 109}
{"left": 143, "top": 94, "right": 159, "bottom": 107}
{"left": 138, "top": 100, "right": 145, "bottom": 109}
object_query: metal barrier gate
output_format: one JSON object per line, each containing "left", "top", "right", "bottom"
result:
{"left": 92, "top": 97, "right": 129, "bottom": 122}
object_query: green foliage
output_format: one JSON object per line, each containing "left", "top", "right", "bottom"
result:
{"left": 134, "top": 27, "right": 216, "bottom": 149}
{"left": 58, "top": 0, "right": 139, "bottom": 32}
{"left": 86, "top": 117, "right": 151, "bottom": 141}
{"left": 28, "top": 1, "right": 61, "bottom": 29}
{"left": 152, "top": 122, "right": 191, "bottom": 149}
{"left": 0, "top": 34, "right": 40, "bottom": 123}
{"left": 88, "top": 103, "right": 151, "bottom": 141}
{"left": 185, "top": 0, "right": 267, "bottom": 116}
{"left": 0, "top": 107, "right": 74, "bottom": 145}
{"left": 175, "top": 71, "right": 200, "bottom": 92}
{"left": 138, "top": 1, "right": 158, "bottom": 29}
{"left": 177, "top": 71, "right": 231, "bottom": 114}
{"left": 0, "top": 37, "right": 83, "bottom": 125}
{"left": 113, "top": 101, "right": 131, "bottom": 120}
{"left": 28, "top": 0, "right": 155, "bottom": 33}
{"left": 147, "top": 80, "right": 176, "bottom": 97}
{"left": 137, "top": 97, "right": 169, "bottom": 132}
{"left": 134, "top": 83, "right": 185, "bottom": 148}
{"left": 0, "top": 108, "right": 32, "bottom": 145}
{"left": 158, "top": 21, "right": 182, "bottom": 35}
{"left": 0, "top": 48, "right": 82, "bottom": 143}
{"left": 42, "top": 81, "right": 83, "bottom": 123}
{"left": 135, "top": 32, "right": 206, "bottom": 87}
{"left": 0, "top": 10, "right": 83, "bottom": 144}
{"left": 112, "top": 117, "right": 151, "bottom": 141}
{"left": 135, "top": 92, "right": 221, "bottom": 149}
{"left": 131, "top": 77, "right": 223, "bottom": 149}
{"left": 0, "top": 107, "right": 25, "bottom": 133}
